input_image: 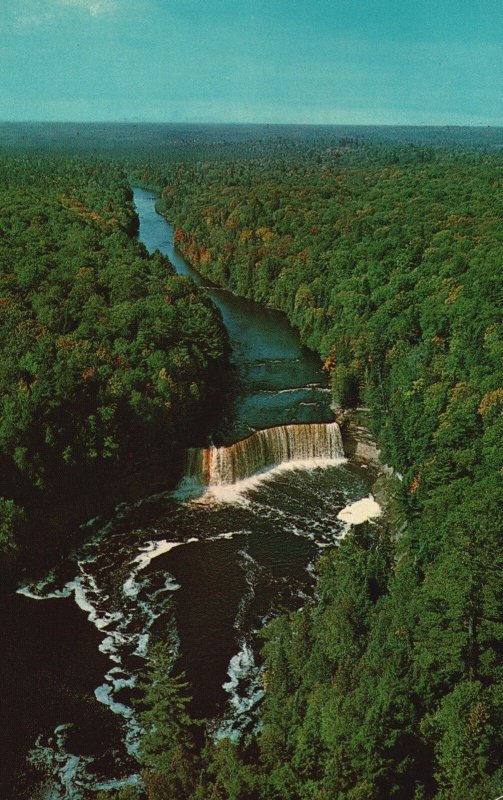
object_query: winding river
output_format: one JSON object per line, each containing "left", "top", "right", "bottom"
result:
{"left": 2, "top": 190, "right": 373, "bottom": 799}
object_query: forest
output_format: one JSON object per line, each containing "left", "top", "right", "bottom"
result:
{"left": 0, "top": 155, "right": 228, "bottom": 573}
{"left": 115, "top": 139, "right": 501, "bottom": 800}
{"left": 1, "top": 128, "right": 501, "bottom": 800}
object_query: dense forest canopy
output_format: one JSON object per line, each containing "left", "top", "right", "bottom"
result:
{"left": 0, "top": 155, "right": 228, "bottom": 565}
{"left": 1, "top": 125, "right": 501, "bottom": 799}
{"left": 123, "top": 136, "right": 501, "bottom": 800}
{"left": 143, "top": 146, "right": 502, "bottom": 470}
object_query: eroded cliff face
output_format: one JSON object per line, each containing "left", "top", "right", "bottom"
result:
{"left": 332, "top": 407, "right": 381, "bottom": 466}
{"left": 335, "top": 408, "right": 406, "bottom": 539}
{"left": 342, "top": 421, "right": 381, "bottom": 466}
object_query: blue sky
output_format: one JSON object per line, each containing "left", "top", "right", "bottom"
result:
{"left": 1, "top": 0, "right": 502, "bottom": 124}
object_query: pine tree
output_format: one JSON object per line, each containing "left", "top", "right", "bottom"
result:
{"left": 137, "top": 644, "right": 198, "bottom": 800}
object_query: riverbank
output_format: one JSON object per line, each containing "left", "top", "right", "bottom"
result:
{"left": 139, "top": 189, "right": 401, "bottom": 535}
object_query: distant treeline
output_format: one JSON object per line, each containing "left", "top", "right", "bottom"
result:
{"left": 1, "top": 122, "right": 502, "bottom": 160}
{"left": 114, "top": 140, "right": 502, "bottom": 800}
{"left": 0, "top": 156, "right": 228, "bottom": 565}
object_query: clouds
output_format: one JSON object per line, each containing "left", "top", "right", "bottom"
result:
{"left": 57, "top": 0, "right": 118, "bottom": 16}
{"left": 1, "top": 0, "right": 501, "bottom": 125}
{"left": 4, "top": 0, "right": 119, "bottom": 30}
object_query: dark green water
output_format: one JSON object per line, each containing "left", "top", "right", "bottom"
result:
{"left": 2, "top": 190, "right": 372, "bottom": 799}
{"left": 134, "top": 188, "right": 333, "bottom": 444}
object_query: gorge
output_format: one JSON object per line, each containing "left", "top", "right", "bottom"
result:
{"left": 3, "top": 188, "right": 375, "bottom": 799}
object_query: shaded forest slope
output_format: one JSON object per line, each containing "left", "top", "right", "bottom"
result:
{"left": 0, "top": 157, "right": 228, "bottom": 569}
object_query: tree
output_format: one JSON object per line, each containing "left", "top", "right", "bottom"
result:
{"left": 137, "top": 644, "right": 199, "bottom": 800}
{"left": 0, "top": 497, "right": 23, "bottom": 556}
{"left": 422, "top": 681, "right": 503, "bottom": 800}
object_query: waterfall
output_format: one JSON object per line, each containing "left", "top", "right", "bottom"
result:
{"left": 185, "top": 422, "right": 344, "bottom": 487}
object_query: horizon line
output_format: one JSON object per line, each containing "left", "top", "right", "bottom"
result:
{"left": 0, "top": 120, "right": 501, "bottom": 129}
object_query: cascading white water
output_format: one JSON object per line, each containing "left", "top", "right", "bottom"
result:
{"left": 185, "top": 422, "right": 344, "bottom": 486}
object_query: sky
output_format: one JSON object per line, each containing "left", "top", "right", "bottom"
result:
{"left": 1, "top": 0, "right": 502, "bottom": 125}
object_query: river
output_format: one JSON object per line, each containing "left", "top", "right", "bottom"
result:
{"left": 1, "top": 189, "right": 373, "bottom": 799}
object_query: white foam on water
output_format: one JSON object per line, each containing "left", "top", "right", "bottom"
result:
{"left": 74, "top": 570, "right": 123, "bottom": 632}
{"left": 15, "top": 417, "right": 370, "bottom": 795}
{"left": 107, "top": 665, "right": 134, "bottom": 685}
{"left": 307, "top": 383, "right": 331, "bottom": 392}
{"left": 223, "top": 641, "right": 256, "bottom": 696}
{"left": 234, "top": 549, "right": 262, "bottom": 631}
{"left": 337, "top": 494, "right": 382, "bottom": 525}
{"left": 73, "top": 539, "right": 182, "bottom": 757}
{"left": 19, "top": 530, "right": 184, "bottom": 786}
{"left": 214, "top": 548, "right": 267, "bottom": 741}
{"left": 207, "top": 529, "right": 251, "bottom": 542}
{"left": 122, "top": 573, "right": 144, "bottom": 600}
{"left": 217, "top": 638, "right": 264, "bottom": 742}
{"left": 94, "top": 774, "right": 142, "bottom": 793}
{"left": 197, "top": 457, "right": 347, "bottom": 505}
{"left": 146, "top": 574, "right": 181, "bottom": 599}
{"left": 79, "top": 515, "right": 100, "bottom": 529}
{"left": 131, "top": 539, "right": 183, "bottom": 570}
{"left": 73, "top": 579, "right": 97, "bottom": 617}
{"left": 95, "top": 683, "right": 134, "bottom": 719}
{"left": 72, "top": 539, "right": 183, "bottom": 757}
{"left": 17, "top": 579, "right": 76, "bottom": 601}
{"left": 99, "top": 630, "right": 128, "bottom": 662}
{"left": 134, "top": 632, "right": 150, "bottom": 658}
{"left": 16, "top": 567, "right": 80, "bottom": 601}
{"left": 28, "top": 724, "right": 95, "bottom": 800}
{"left": 123, "top": 537, "right": 189, "bottom": 599}
{"left": 28, "top": 721, "right": 141, "bottom": 799}
{"left": 257, "top": 386, "right": 331, "bottom": 395}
